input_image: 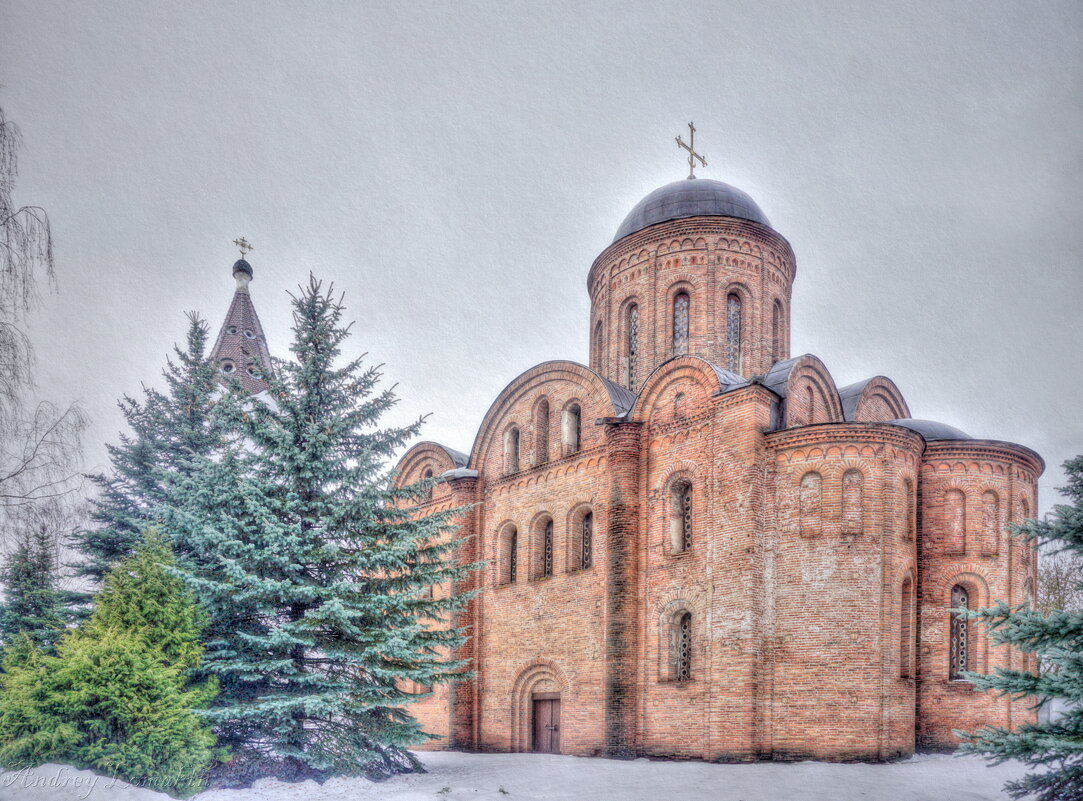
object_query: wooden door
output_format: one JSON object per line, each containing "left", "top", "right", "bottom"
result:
{"left": 531, "top": 694, "right": 561, "bottom": 753}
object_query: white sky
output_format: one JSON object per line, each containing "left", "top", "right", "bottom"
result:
{"left": 0, "top": 0, "right": 1080, "bottom": 512}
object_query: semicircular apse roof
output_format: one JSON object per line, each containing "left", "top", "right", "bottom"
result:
{"left": 888, "top": 419, "right": 972, "bottom": 441}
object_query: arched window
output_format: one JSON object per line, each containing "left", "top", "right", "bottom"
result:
{"left": 536, "top": 518, "right": 554, "bottom": 579}
{"left": 626, "top": 303, "right": 639, "bottom": 390}
{"left": 982, "top": 491, "right": 1000, "bottom": 555}
{"left": 945, "top": 489, "right": 966, "bottom": 554}
{"left": 562, "top": 403, "right": 581, "bottom": 455}
{"left": 799, "top": 471, "right": 823, "bottom": 537}
{"left": 534, "top": 399, "right": 550, "bottom": 466}
{"left": 422, "top": 467, "right": 434, "bottom": 501}
{"left": 841, "top": 469, "right": 864, "bottom": 537}
{"left": 505, "top": 426, "right": 520, "bottom": 475}
{"left": 1020, "top": 497, "right": 1033, "bottom": 565}
{"left": 900, "top": 576, "right": 914, "bottom": 678}
{"left": 675, "top": 612, "right": 692, "bottom": 681}
{"left": 771, "top": 299, "right": 783, "bottom": 363}
{"left": 672, "top": 291, "right": 690, "bottom": 356}
{"left": 805, "top": 384, "right": 816, "bottom": 425}
{"left": 670, "top": 480, "right": 693, "bottom": 553}
{"left": 500, "top": 525, "right": 519, "bottom": 585}
{"left": 725, "top": 293, "right": 742, "bottom": 373}
{"left": 580, "top": 511, "right": 593, "bottom": 570}
{"left": 949, "top": 584, "right": 970, "bottom": 679}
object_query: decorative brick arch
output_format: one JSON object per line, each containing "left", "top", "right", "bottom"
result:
{"left": 510, "top": 659, "right": 570, "bottom": 752}
{"left": 654, "top": 592, "right": 707, "bottom": 681}
{"left": 930, "top": 568, "right": 992, "bottom": 675}
{"left": 762, "top": 354, "right": 844, "bottom": 427}
{"left": 564, "top": 501, "right": 597, "bottom": 572}
{"left": 838, "top": 376, "right": 911, "bottom": 423}
{"left": 629, "top": 356, "right": 736, "bottom": 423}
{"left": 392, "top": 441, "right": 468, "bottom": 489}
{"left": 469, "top": 361, "right": 631, "bottom": 475}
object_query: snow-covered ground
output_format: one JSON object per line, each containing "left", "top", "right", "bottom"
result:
{"left": 0, "top": 751, "right": 1031, "bottom": 801}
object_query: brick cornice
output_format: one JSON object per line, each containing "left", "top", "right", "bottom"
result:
{"left": 765, "top": 421, "right": 926, "bottom": 454}
{"left": 588, "top": 216, "right": 796, "bottom": 293}
{"left": 483, "top": 445, "right": 607, "bottom": 491}
{"left": 922, "top": 440, "right": 1044, "bottom": 480}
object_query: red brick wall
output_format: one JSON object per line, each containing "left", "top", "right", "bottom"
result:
{"left": 765, "top": 424, "right": 922, "bottom": 759}
{"left": 916, "top": 441, "right": 1042, "bottom": 750}
{"left": 588, "top": 218, "right": 796, "bottom": 388}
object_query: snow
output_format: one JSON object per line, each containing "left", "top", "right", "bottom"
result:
{"left": 0, "top": 752, "right": 1031, "bottom": 801}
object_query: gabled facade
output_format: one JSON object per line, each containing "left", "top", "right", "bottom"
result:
{"left": 395, "top": 174, "right": 1042, "bottom": 761}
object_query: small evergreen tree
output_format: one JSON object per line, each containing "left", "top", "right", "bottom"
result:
{"left": 958, "top": 455, "right": 1083, "bottom": 801}
{"left": 0, "top": 525, "right": 65, "bottom": 651}
{"left": 168, "top": 277, "right": 474, "bottom": 779}
{"left": 0, "top": 534, "right": 218, "bottom": 796}
{"left": 71, "top": 313, "right": 224, "bottom": 592}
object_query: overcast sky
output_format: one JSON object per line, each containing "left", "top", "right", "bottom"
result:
{"left": 1, "top": 0, "right": 1080, "bottom": 513}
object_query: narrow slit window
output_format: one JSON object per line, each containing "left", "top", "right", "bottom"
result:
{"left": 671, "top": 481, "right": 693, "bottom": 553}
{"left": 581, "top": 512, "right": 593, "bottom": 569}
{"left": 672, "top": 292, "right": 690, "bottom": 356}
{"left": 563, "top": 404, "right": 582, "bottom": 455}
{"left": 541, "top": 519, "right": 553, "bottom": 578}
{"left": 726, "top": 293, "right": 742, "bottom": 373}
{"left": 950, "top": 584, "right": 970, "bottom": 679}
{"left": 535, "top": 399, "right": 550, "bottom": 465}
{"left": 505, "top": 427, "right": 520, "bottom": 474}
{"left": 676, "top": 612, "right": 692, "bottom": 681}
{"left": 626, "top": 304, "right": 639, "bottom": 390}
{"left": 771, "top": 299, "right": 783, "bottom": 363}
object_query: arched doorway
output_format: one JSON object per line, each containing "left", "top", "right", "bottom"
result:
{"left": 511, "top": 660, "right": 568, "bottom": 753}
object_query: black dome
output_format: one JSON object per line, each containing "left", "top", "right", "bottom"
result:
{"left": 232, "top": 259, "right": 253, "bottom": 279}
{"left": 613, "top": 178, "right": 771, "bottom": 243}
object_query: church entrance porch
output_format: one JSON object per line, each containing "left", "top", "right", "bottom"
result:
{"left": 532, "top": 693, "right": 561, "bottom": 753}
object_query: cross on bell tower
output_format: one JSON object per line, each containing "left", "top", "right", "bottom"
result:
{"left": 233, "top": 236, "right": 254, "bottom": 258}
{"left": 675, "top": 122, "right": 707, "bottom": 179}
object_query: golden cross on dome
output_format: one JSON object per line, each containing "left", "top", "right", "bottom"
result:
{"left": 233, "top": 237, "right": 254, "bottom": 258}
{"left": 676, "top": 122, "right": 707, "bottom": 179}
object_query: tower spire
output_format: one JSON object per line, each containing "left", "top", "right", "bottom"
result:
{"left": 210, "top": 242, "right": 273, "bottom": 393}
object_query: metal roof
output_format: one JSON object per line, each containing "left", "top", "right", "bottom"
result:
{"left": 837, "top": 378, "right": 875, "bottom": 421}
{"left": 887, "top": 419, "right": 972, "bottom": 441}
{"left": 612, "top": 178, "right": 771, "bottom": 243}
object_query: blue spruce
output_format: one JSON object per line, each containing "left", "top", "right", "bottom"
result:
{"left": 168, "top": 276, "right": 475, "bottom": 780}
{"left": 959, "top": 455, "right": 1083, "bottom": 801}
{"left": 71, "top": 313, "right": 225, "bottom": 596}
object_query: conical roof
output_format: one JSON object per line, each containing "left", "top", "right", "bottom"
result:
{"left": 210, "top": 261, "right": 273, "bottom": 393}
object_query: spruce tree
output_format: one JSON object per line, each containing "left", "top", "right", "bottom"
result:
{"left": 72, "top": 313, "right": 224, "bottom": 591}
{"left": 167, "top": 276, "right": 474, "bottom": 779}
{"left": 0, "top": 525, "right": 66, "bottom": 651}
{"left": 958, "top": 455, "right": 1083, "bottom": 801}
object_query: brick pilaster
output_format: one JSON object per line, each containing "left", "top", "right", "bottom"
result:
{"left": 603, "top": 421, "right": 643, "bottom": 757}
{"left": 447, "top": 474, "right": 482, "bottom": 750}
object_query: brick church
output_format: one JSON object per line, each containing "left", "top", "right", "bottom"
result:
{"left": 214, "top": 149, "right": 1042, "bottom": 762}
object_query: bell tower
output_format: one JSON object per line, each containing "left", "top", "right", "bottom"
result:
{"left": 210, "top": 238, "right": 274, "bottom": 394}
